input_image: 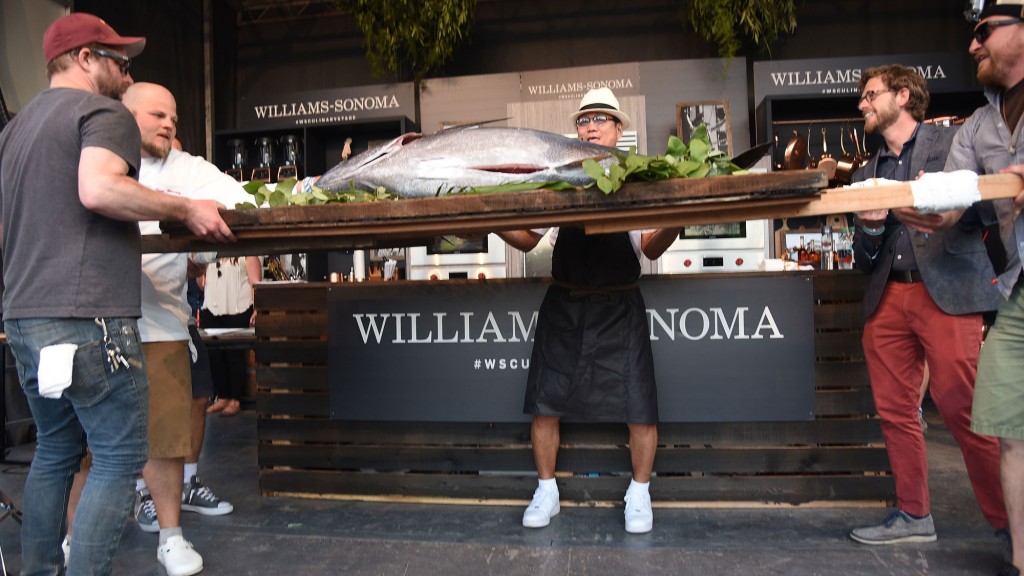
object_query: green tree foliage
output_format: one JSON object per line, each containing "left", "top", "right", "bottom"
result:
{"left": 686, "top": 0, "right": 797, "bottom": 60}
{"left": 351, "top": 0, "right": 476, "bottom": 84}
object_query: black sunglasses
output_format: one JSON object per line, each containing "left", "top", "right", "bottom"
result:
{"left": 90, "top": 47, "right": 132, "bottom": 75}
{"left": 575, "top": 114, "right": 616, "bottom": 127}
{"left": 973, "top": 18, "right": 1022, "bottom": 43}
{"left": 216, "top": 262, "right": 222, "bottom": 278}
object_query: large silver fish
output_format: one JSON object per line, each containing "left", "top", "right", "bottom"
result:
{"left": 315, "top": 126, "right": 618, "bottom": 198}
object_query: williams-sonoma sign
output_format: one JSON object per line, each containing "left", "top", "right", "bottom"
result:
{"left": 753, "top": 53, "right": 972, "bottom": 101}
{"left": 328, "top": 275, "right": 814, "bottom": 422}
{"left": 239, "top": 84, "right": 414, "bottom": 130}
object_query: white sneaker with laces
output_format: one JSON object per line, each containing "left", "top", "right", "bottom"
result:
{"left": 522, "top": 487, "right": 560, "bottom": 528}
{"left": 157, "top": 535, "right": 204, "bottom": 576}
{"left": 624, "top": 490, "right": 653, "bottom": 534}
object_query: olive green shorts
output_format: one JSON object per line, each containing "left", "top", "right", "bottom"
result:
{"left": 141, "top": 341, "right": 193, "bottom": 458}
{"left": 972, "top": 282, "right": 1024, "bottom": 441}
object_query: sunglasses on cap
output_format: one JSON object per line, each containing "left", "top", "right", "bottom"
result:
{"left": 575, "top": 114, "right": 616, "bottom": 127}
{"left": 973, "top": 17, "right": 1023, "bottom": 42}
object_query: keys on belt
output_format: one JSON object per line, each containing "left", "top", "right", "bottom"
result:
{"left": 889, "top": 269, "right": 923, "bottom": 283}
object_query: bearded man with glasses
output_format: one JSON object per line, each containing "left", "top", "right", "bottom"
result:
{"left": 845, "top": 62, "right": 1009, "bottom": 562}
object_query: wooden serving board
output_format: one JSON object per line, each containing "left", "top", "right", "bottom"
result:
{"left": 141, "top": 171, "right": 1023, "bottom": 255}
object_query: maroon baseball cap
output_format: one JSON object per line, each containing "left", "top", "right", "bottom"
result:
{"left": 42, "top": 13, "right": 146, "bottom": 64}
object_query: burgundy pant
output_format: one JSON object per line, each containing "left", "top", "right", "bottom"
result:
{"left": 862, "top": 281, "right": 1007, "bottom": 528}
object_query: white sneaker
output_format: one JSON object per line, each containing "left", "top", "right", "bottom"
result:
{"left": 624, "top": 490, "right": 653, "bottom": 534}
{"left": 522, "top": 487, "right": 560, "bottom": 528}
{"left": 157, "top": 535, "right": 204, "bottom": 576}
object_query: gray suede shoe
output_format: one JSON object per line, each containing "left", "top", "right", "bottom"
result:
{"left": 850, "top": 510, "right": 936, "bottom": 545}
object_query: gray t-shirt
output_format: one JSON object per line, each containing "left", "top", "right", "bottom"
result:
{"left": 0, "top": 88, "right": 143, "bottom": 320}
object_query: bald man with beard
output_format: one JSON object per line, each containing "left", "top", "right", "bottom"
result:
{"left": 120, "top": 82, "right": 250, "bottom": 576}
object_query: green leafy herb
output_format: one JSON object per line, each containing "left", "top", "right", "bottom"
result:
{"left": 234, "top": 178, "right": 393, "bottom": 210}
{"left": 580, "top": 125, "right": 745, "bottom": 195}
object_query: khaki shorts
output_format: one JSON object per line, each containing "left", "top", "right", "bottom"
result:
{"left": 141, "top": 341, "right": 192, "bottom": 458}
{"left": 972, "top": 282, "right": 1024, "bottom": 441}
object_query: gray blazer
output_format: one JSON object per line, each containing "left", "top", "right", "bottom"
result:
{"left": 851, "top": 123, "right": 998, "bottom": 318}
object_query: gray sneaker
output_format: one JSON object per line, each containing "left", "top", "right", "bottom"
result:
{"left": 134, "top": 487, "right": 159, "bottom": 533}
{"left": 850, "top": 510, "right": 936, "bottom": 545}
{"left": 181, "top": 475, "right": 234, "bottom": 516}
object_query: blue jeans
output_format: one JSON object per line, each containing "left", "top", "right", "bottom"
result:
{"left": 4, "top": 318, "right": 149, "bottom": 576}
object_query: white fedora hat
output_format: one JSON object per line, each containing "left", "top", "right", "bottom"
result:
{"left": 569, "top": 87, "right": 631, "bottom": 130}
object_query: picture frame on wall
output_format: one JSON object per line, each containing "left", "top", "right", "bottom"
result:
{"left": 676, "top": 100, "right": 732, "bottom": 156}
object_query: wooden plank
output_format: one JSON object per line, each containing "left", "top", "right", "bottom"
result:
{"left": 815, "top": 389, "right": 876, "bottom": 416}
{"left": 144, "top": 171, "right": 828, "bottom": 254}
{"left": 255, "top": 341, "right": 326, "bottom": 364}
{"left": 259, "top": 469, "right": 894, "bottom": 504}
{"left": 815, "top": 332, "right": 865, "bottom": 360}
{"left": 256, "top": 366, "right": 327, "bottom": 390}
{"left": 814, "top": 302, "right": 864, "bottom": 330}
{"left": 256, "top": 418, "right": 884, "bottom": 446}
{"left": 815, "top": 362, "right": 869, "bottom": 389}
{"left": 813, "top": 272, "right": 869, "bottom": 301}
{"left": 588, "top": 173, "right": 1024, "bottom": 233}
{"left": 255, "top": 312, "right": 327, "bottom": 339}
{"left": 257, "top": 444, "right": 890, "bottom": 474}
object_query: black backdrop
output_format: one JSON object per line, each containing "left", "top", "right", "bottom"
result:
{"left": 72, "top": 0, "right": 978, "bottom": 159}
{"left": 76, "top": 0, "right": 207, "bottom": 155}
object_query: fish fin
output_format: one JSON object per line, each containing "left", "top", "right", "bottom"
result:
{"left": 438, "top": 118, "right": 510, "bottom": 132}
{"left": 317, "top": 132, "right": 423, "bottom": 191}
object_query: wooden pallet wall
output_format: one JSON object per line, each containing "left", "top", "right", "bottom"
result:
{"left": 254, "top": 272, "right": 892, "bottom": 505}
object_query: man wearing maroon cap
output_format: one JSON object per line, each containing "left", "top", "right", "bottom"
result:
{"left": 0, "top": 12, "right": 233, "bottom": 576}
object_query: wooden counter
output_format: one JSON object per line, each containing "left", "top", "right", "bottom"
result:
{"left": 253, "top": 271, "right": 891, "bottom": 506}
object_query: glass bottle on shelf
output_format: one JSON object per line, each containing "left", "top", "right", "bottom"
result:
{"left": 797, "top": 235, "right": 808, "bottom": 265}
{"left": 820, "top": 224, "right": 834, "bottom": 270}
{"left": 837, "top": 228, "right": 854, "bottom": 269}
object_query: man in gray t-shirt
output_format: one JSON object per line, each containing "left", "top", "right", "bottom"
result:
{"left": 0, "top": 13, "right": 234, "bottom": 575}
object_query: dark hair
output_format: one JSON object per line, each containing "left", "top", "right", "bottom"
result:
{"left": 858, "top": 65, "right": 930, "bottom": 122}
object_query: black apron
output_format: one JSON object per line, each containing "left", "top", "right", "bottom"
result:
{"left": 523, "top": 228, "right": 659, "bottom": 423}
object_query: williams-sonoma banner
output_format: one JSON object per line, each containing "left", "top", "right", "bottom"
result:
{"left": 328, "top": 275, "right": 814, "bottom": 422}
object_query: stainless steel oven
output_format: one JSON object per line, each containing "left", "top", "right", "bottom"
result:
{"left": 659, "top": 219, "right": 770, "bottom": 274}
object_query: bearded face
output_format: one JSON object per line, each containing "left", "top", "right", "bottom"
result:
{"left": 95, "top": 56, "right": 129, "bottom": 100}
{"left": 971, "top": 18, "right": 1024, "bottom": 90}
{"left": 864, "top": 94, "right": 900, "bottom": 135}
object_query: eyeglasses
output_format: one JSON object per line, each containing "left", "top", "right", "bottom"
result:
{"left": 973, "top": 18, "right": 1022, "bottom": 44}
{"left": 91, "top": 47, "right": 131, "bottom": 75}
{"left": 575, "top": 114, "right": 615, "bottom": 127}
{"left": 859, "top": 89, "right": 897, "bottom": 104}
{"left": 216, "top": 262, "right": 222, "bottom": 278}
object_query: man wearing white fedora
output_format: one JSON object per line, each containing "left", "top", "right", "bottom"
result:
{"left": 500, "top": 87, "right": 679, "bottom": 534}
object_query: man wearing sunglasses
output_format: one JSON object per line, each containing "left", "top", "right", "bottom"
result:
{"left": 0, "top": 12, "right": 235, "bottom": 575}
{"left": 845, "top": 64, "right": 1009, "bottom": 555}
{"left": 499, "top": 88, "right": 680, "bottom": 534}
{"left": 938, "top": 1, "right": 1024, "bottom": 575}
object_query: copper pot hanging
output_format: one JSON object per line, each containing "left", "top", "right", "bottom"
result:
{"left": 833, "top": 126, "right": 861, "bottom": 185}
{"left": 815, "top": 127, "right": 837, "bottom": 180}
{"left": 783, "top": 128, "right": 807, "bottom": 170}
